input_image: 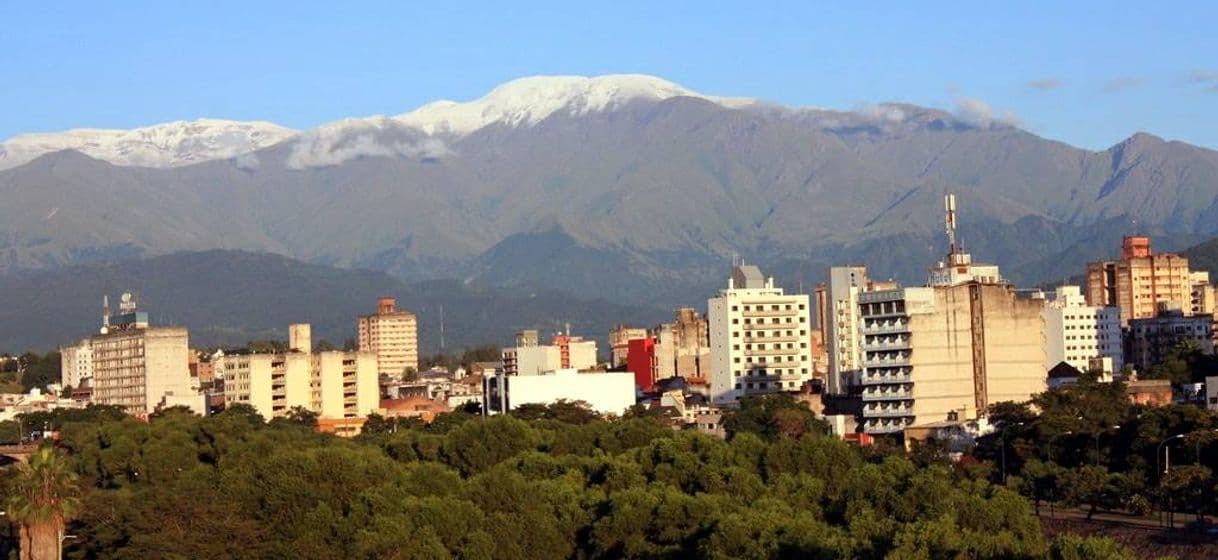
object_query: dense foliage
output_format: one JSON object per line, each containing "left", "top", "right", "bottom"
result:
{"left": 974, "top": 377, "right": 1218, "bottom": 523}
{"left": 0, "top": 398, "right": 1141, "bottom": 559}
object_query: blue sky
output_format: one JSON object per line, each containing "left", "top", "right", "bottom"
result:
{"left": 2, "top": 1, "right": 1216, "bottom": 149}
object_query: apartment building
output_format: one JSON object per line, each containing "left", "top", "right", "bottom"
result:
{"left": 817, "top": 266, "right": 900, "bottom": 395}
{"left": 652, "top": 307, "right": 711, "bottom": 381}
{"left": 1126, "top": 305, "right": 1215, "bottom": 372}
{"left": 357, "top": 297, "right": 419, "bottom": 377}
{"left": 91, "top": 326, "right": 196, "bottom": 416}
{"left": 1039, "top": 285, "right": 1124, "bottom": 373}
{"left": 1086, "top": 236, "right": 1195, "bottom": 325}
{"left": 708, "top": 265, "right": 813, "bottom": 404}
{"left": 59, "top": 338, "right": 93, "bottom": 389}
{"left": 858, "top": 283, "right": 1046, "bottom": 434}
{"left": 215, "top": 324, "right": 379, "bottom": 422}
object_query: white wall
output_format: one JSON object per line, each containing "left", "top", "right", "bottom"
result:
{"left": 502, "top": 370, "right": 635, "bottom": 415}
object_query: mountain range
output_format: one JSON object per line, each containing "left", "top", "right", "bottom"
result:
{"left": 3, "top": 73, "right": 1218, "bottom": 349}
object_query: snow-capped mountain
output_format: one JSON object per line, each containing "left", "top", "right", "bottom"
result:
{"left": 0, "top": 118, "right": 297, "bottom": 170}
{"left": 394, "top": 74, "right": 756, "bottom": 136}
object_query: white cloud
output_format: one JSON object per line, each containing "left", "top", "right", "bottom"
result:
{"left": 857, "top": 103, "right": 908, "bottom": 124}
{"left": 286, "top": 126, "right": 452, "bottom": 169}
{"left": 952, "top": 96, "right": 1020, "bottom": 128}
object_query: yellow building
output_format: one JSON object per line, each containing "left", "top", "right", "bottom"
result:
{"left": 858, "top": 283, "right": 1046, "bottom": 434}
{"left": 1086, "top": 236, "right": 1194, "bottom": 325}
{"left": 216, "top": 324, "right": 379, "bottom": 422}
{"left": 357, "top": 297, "right": 419, "bottom": 377}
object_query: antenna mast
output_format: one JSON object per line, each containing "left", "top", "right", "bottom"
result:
{"left": 944, "top": 194, "right": 958, "bottom": 257}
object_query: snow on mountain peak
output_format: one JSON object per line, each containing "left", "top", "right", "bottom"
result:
{"left": 394, "top": 74, "right": 756, "bottom": 135}
{"left": 0, "top": 118, "right": 297, "bottom": 170}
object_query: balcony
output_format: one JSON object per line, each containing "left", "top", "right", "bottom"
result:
{"left": 861, "top": 388, "right": 913, "bottom": 401}
{"left": 860, "top": 372, "right": 913, "bottom": 385}
{"left": 863, "top": 419, "right": 910, "bottom": 434}
{"left": 863, "top": 355, "right": 910, "bottom": 368}
{"left": 863, "top": 405, "right": 914, "bottom": 418}
{"left": 865, "top": 321, "right": 909, "bottom": 334}
{"left": 863, "top": 339, "right": 909, "bottom": 351}
{"left": 744, "top": 335, "right": 799, "bottom": 343}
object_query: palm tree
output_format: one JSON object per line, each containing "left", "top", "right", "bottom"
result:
{"left": 4, "top": 447, "right": 81, "bottom": 560}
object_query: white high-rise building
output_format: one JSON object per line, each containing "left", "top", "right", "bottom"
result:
{"left": 708, "top": 265, "right": 813, "bottom": 404}
{"left": 60, "top": 338, "right": 94, "bottom": 389}
{"left": 1039, "top": 286, "right": 1124, "bottom": 373}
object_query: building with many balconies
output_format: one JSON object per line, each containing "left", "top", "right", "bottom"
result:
{"left": 708, "top": 265, "right": 813, "bottom": 404}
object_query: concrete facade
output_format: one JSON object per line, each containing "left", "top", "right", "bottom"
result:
{"left": 357, "top": 297, "right": 419, "bottom": 378}
{"left": 1086, "top": 236, "right": 1195, "bottom": 325}
{"left": 708, "top": 265, "right": 813, "bottom": 404}
{"left": 484, "top": 369, "right": 635, "bottom": 415}
{"left": 858, "top": 283, "right": 1046, "bottom": 434}
{"left": 216, "top": 347, "right": 378, "bottom": 421}
{"left": 1126, "top": 307, "right": 1215, "bottom": 372}
{"left": 90, "top": 327, "right": 195, "bottom": 416}
{"left": 1039, "top": 286, "right": 1124, "bottom": 373}
{"left": 59, "top": 338, "right": 93, "bottom": 389}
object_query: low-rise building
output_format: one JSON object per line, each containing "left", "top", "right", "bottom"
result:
{"left": 484, "top": 368, "right": 634, "bottom": 415}
{"left": 1125, "top": 305, "right": 1214, "bottom": 372}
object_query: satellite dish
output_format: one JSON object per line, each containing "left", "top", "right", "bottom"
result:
{"left": 121, "top": 292, "right": 133, "bottom": 304}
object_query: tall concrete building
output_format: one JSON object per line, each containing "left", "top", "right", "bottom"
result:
{"left": 1086, "top": 236, "right": 1195, "bottom": 325}
{"left": 216, "top": 324, "right": 379, "bottom": 422}
{"left": 59, "top": 338, "right": 93, "bottom": 389}
{"left": 357, "top": 297, "right": 419, "bottom": 377}
{"left": 840, "top": 195, "right": 1046, "bottom": 434}
{"left": 88, "top": 295, "right": 197, "bottom": 416}
{"left": 708, "top": 265, "right": 813, "bottom": 404}
{"left": 818, "top": 267, "right": 900, "bottom": 395}
{"left": 858, "top": 283, "right": 1046, "bottom": 434}
{"left": 1039, "top": 286, "right": 1124, "bottom": 373}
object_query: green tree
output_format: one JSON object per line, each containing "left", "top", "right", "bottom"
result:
{"left": 721, "top": 393, "right": 828, "bottom": 440}
{"left": 4, "top": 447, "right": 82, "bottom": 560}
{"left": 1048, "top": 534, "right": 1137, "bottom": 560}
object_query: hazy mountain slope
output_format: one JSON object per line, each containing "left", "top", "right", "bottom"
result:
{"left": 3, "top": 75, "right": 1218, "bottom": 306}
{"left": 0, "top": 250, "right": 669, "bottom": 353}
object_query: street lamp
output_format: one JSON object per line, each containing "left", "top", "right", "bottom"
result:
{"left": 1047, "top": 430, "right": 1073, "bottom": 465}
{"left": 999, "top": 421, "right": 1025, "bottom": 485}
{"left": 1156, "top": 434, "right": 1185, "bottom": 528}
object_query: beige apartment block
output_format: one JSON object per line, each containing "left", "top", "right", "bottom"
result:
{"left": 91, "top": 327, "right": 194, "bottom": 416}
{"left": 858, "top": 283, "right": 1046, "bottom": 434}
{"left": 217, "top": 345, "right": 378, "bottom": 421}
{"left": 1086, "top": 236, "right": 1194, "bottom": 325}
{"left": 357, "top": 297, "right": 419, "bottom": 377}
